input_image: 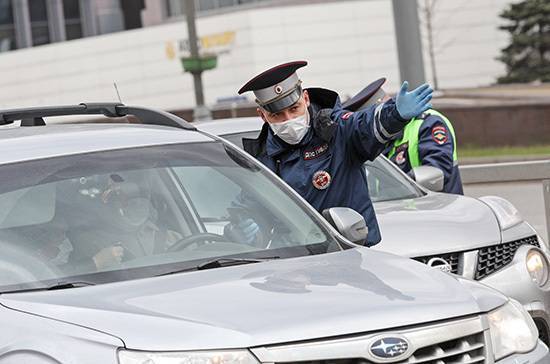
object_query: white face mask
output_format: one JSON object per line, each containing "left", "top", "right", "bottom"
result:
{"left": 269, "top": 110, "right": 310, "bottom": 145}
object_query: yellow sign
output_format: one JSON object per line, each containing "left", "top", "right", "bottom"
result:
{"left": 200, "top": 31, "right": 236, "bottom": 49}
{"left": 166, "top": 31, "right": 236, "bottom": 60}
{"left": 165, "top": 42, "right": 176, "bottom": 60}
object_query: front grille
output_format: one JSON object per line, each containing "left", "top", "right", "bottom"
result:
{"left": 402, "top": 332, "right": 485, "bottom": 364}
{"left": 475, "top": 235, "right": 539, "bottom": 280}
{"left": 280, "top": 332, "right": 486, "bottom": 364}
{"left": 413, "top": 252, "right": 460, "bottom": 274}
{"left": 263, "top": 317, "right": 487, "bottom": 364}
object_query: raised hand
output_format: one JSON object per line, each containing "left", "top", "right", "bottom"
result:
{"left": 395, "top": 81, "right": 433, "bottom": 120}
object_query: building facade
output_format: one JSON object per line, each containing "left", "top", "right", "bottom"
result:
{"left": 0, "top": 0, "right": 148, "bottom": 52}
{"left": 0, "top": 0, "right": 515, "bottom": 111}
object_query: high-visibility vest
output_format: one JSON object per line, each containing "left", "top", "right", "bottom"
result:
{"left": 387, "top": 109, "right": 458, "bottom": 167}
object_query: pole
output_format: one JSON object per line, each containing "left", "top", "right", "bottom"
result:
{"left": 392, "top": 0, "right": 426, "bottom": 89}
{"left": 184, "top": 0, "right": 211, "bottom": 121}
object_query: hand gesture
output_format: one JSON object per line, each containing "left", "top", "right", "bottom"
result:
{"left": 395, "top": 81, "right": 433, "bottom": 120}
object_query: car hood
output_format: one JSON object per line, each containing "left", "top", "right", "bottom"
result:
{"left": 0, "top": 249, "right": 505, "bottom": 351}
{"left": 374, "top": 193, "right": 501, "bottom": 257}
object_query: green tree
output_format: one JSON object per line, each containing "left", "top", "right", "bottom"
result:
{"left": 497, "top": 0, "right": 550, "bottom": 83}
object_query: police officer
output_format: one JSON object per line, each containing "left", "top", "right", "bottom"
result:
{"left": 233, "top": 61, "right": 433, "bottom": 246}
{"left": 345, "top": 78, "right": 463, "bottom": 195}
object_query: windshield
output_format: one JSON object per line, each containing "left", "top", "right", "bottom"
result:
{"left": 222, "top": 131, "right": 423, "bottom": 203}
{"left": 0, "top": 142, "right": 340, "bottom": 293}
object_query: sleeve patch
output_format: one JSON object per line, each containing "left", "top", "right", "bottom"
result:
{"left": 431, "top": 126, "right": 448, "bottom": 145}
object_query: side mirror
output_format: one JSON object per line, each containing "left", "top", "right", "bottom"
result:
{"left": 412, "top": 166, "right": 444, "bottom": 192}
{"left": 322, "top": 207, "right": 368, "bottom": 244}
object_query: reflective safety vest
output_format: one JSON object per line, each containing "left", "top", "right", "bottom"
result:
{"left": 387, "top": 109, "right": 458, "bottom": 167}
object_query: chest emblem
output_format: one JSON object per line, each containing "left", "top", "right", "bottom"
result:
{"left": 304, "top": 143, "right": 329, "bottom": 160}
{"left": 394, "top": 143, "right": 408, "bottom": 165}
{"left": 395, "top": 150, "right": 406, "bottom": 165}
{"left": 312, "top": 170, "right": 332, "bottom": 190}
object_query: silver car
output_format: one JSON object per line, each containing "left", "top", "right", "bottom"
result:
{"left": 198, "top": 116, "right": 550, "bottom": 346}
{"left": 0, "top": 104, "right": 546, "bottom": 363}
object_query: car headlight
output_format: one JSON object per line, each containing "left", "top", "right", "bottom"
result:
{"left": 526, "top": 249, "right": 549, "bottom": 286}
{"left": 488, "top": 300, "right": 538, "bottom": 360}
{"left": 118, "top": 349, "right": 260, "bottom": 364}
{"left": 479, "top": 196, "right": 523, "bottom": 230}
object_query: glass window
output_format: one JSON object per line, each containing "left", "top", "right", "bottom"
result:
{"left": 197, "top": 0, "right": 218, "bottom": 11}
{"left": 0, "top": 28, "right": 15, "bottom": 52}
{"left": 0, "top": 0, "right": 13, "bottom": 25}
{"left": 0, "top": 142, "right": 339, "bottom": 293}
{"left": 29, "top": 0, "right": 48, "bottom": 21}
{"left": 63, "top": 0, "right": 80, "bottom": 18}
{"left": 29, "top": 0, "right": 50, "bottom": 46}
{"left": 0, "top": 0, "right": 15, "bottom": 52}
{"left": 63, "top": 0, "right": 82, "bottom": 40}
{"left": 365, "top": 158, "right": 424, "bottom": 202}
{"left": 218, "top": 0, "right": 236, "bottom": 7}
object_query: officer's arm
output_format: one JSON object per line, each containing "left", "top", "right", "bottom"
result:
{"left": 417, "top": 116, "right": 455, "bottom": 182}
{"left": 337, "top": 99, "right": 408, "bottom": 163}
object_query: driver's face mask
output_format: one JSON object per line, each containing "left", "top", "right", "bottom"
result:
{"left": 49, "top": 238, "right": 74, "bottom": 266}
{"left": 269, "top": 109, "right": 310, "bottom": 145}
{"left": 117, "top": 197, "right": 151, "bottom": 232}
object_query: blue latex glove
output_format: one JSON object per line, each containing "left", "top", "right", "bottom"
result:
{"left": 225, "top": 218, "right": 260, "bottom": 245}
{"left": 395, "top": 81, "right": 433, "bottom": 120}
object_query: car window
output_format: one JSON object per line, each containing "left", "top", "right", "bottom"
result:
{"left": 221, "top": 131, "right": 424, "bottom": 202}
{"left": 174, "top": 166, "right": 240, "bottom": 222}
{"left": 365, "top": 158, "right": 424, "bottom": 202}
{"left": 0, "top": 142, "right": 340, "bottom": 293}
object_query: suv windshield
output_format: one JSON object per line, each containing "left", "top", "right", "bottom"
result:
{"left": 222, "top": 131, "right": 424, "bottom": 203}
{"left": 0, "top": 142, "right": 340, "bottom": 293}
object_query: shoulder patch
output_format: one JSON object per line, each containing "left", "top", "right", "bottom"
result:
{"left": 431, "top": 126, "right": 448, "bottom": 145}
{"left": 341, "top": 111, "right": 354, "bottom": 120}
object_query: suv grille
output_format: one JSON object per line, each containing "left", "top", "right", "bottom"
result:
{"left": 263, "top": 318, "right": 488, "bottom": 364}
{"left": 403, "top": 332, "right": 485, "bottom": 364}
{"left": 413, "top": 252, "right": 460, "bottom": 274}
{"left": 475, "top": 235, "right": 539, "bottom": 280}
{"left": 280, "top": 332, "right": 486, "bottom": 364}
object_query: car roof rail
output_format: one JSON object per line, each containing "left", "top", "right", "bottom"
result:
{"left": 0, "top": 102, "right": 196, "bottom": 131}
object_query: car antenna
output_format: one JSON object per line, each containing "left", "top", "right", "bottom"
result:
{"left": 113, "top": 82, "right": 123, "bottom": 103}
{"left": 113, "top": 81, "right": 131, "bottom": 123}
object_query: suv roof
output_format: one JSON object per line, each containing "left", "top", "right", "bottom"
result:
{"left": 196, "top": 117, "right": 264, "bottom": 135}
{"left": 0, "top": 103, "right": 213, "bottom": 164}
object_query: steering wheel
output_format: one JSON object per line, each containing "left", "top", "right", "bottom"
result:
{"left": 167, "top": 232, "right": 228, "bottom": 252}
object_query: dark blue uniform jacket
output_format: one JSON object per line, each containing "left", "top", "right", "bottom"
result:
{"left": 243, "top": 88, "right": 408, "bottom": 246}
{"left": 384, "top": 113, "right": 464, "bottom": 195}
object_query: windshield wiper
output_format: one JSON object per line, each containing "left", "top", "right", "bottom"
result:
{"left": 158, "top": 257, "right": 279, "bottom": 277}
{"left": 1, "top": 281, "right": 96, "bottom": 294}
{"left": 197, "top": 257, "right": 279, "bottom": 270}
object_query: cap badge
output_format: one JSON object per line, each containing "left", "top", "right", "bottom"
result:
{"left": 274, "top": 85, "right": 283, "bottom": 94}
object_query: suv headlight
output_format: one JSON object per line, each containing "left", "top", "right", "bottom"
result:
{"left": 479, "top": 196, "right": 523, "bottom": 230}
{"left": 488, "top": 300, "right": 538, "bottom": 360}
{"left": 118, "top": 350, "right": 260, "bottom": 364}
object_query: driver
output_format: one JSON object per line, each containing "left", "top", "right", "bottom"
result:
{"left": 69, "top": 177, "right": 181, "bottom": 272}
